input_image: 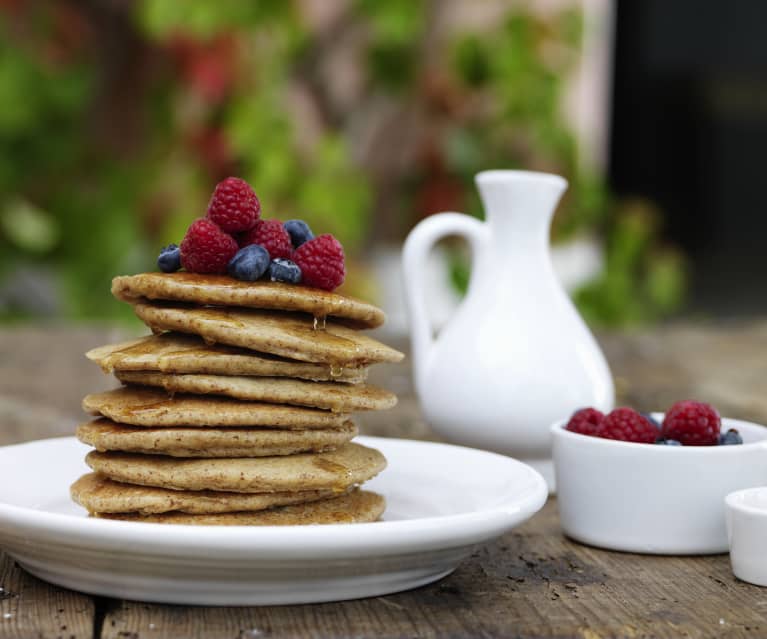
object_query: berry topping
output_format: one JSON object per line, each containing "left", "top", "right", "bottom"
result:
{"left": 719, "top": 428, "right": 743, "bottom": 446}
{"left": 268, "top": 258, "right": 302, "bottom": 284}
{"left": 283, "top": 219, "right": 314, "bottom": 248}
{"left": 661, "top": 400, "right": 721, "bottom": 446}
{"left": 206, "top": 177, "right": 260, "bottom": 233}
{"left": 565, "top": 408, "right": 604, "bottom": 436}
{"left": 180, "top": 218, "right": 239, "bottom": 274}
{"left": 293, "top": 233, "right": 345, "bottom": 291}
{"left": 227, "top": 244, "right": 270, "bottom": 281}
{"left": 596, "top": 407, "right": 659, "bottom": 444}
{"left": 157, "top": 244, "right": 181, "bottom": 273}
{"left": 241, "top": 219, "right": 293, "bottom": 260}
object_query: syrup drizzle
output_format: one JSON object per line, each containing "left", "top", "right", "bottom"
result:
{"left": 313, "top": 315, "right": 327, "bottom": 331}
{"left": 313, "top": 457, "right": 353, "bottom": 492}
{"left": 329, "top": 364, "right": 343, "bottom": 378}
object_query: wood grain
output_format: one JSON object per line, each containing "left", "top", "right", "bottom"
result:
{"left": 99, "top": 499, "right": 767, "bottom": 639}
{"left": 0, "top": 552, "right": 94, "bottom": 639}
{"left": 5, "top": 324, "right": 767, "bottom": 637}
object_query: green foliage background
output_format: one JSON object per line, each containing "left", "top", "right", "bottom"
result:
{"left": 0, "top": 1, "right": 685, "bottom": 326}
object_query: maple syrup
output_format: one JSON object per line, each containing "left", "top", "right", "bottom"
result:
{"left": 329, "top": 364, "right": 344, "bottom": 378}
{"left": 195, "top": 307, "right": 247, "bottom": 330}
{"left": 312, "top": 457, "right": 353, "bottom": 492}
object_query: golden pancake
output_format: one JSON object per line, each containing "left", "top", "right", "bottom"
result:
{"left": 71, "top": 473, "right": 339, "bottom": 514}
{"left": 131, "top": 303, "right": 404, "bottom": 367}
{"left": 86, "top": 442, "right": 386, "bottom": 493}
{"left": 96, "top": 489, "right": 385, "bottom": 525}
{"left": 116, "top": 371, "right": 397, "bottom": 413}
{"left": 77, "top": 418, "right": 358, "bottom": 457}
{"left": 86, "top": 333, "right": 368, "bottom": 383}
{"left": 112, "top": 272, "right": 385, "bottom": 328}
{"left": 82, "top": 387, "right": 348, "bottom": 429}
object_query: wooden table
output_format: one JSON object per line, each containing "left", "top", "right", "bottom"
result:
{"left": 2, "top": 323, "right": 767, "bottom": 639}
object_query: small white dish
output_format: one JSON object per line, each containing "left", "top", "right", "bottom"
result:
{"left": 726, "top": 487, "right": 767, "bottom": 586}
{"left": 552, "top": 416, "right": 767, "bottom": 554}
{"left": 0, "top": 435, "right": 547, "bottom": 605}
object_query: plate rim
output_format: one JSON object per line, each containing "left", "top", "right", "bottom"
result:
{"left": 0, "top": 435, "right": 548, "bottom": 558}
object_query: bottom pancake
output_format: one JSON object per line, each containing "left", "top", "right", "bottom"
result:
{"left": 71, "top": 473, "right": 340, "bottom": 515}
{"left": 96, "top": 489, "right": 385, "bottom": 525}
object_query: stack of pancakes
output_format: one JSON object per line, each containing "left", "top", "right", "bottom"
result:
{"left": 71, "top": 272, "right": 404, "bottom": 525}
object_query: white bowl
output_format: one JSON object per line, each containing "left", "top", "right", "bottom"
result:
{"left": 552, "top": 415, "right": 767, "bottom": 554}
{"left": 726, "top": 487, "right": 767, "bottom": 585}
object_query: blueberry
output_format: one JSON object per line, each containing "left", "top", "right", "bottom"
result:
{"left": 719, "top": 429, "right": 743, "bottom": 445}
{"left": 268, "top": 258, "right": 302, "bottom": 284}
{"left": 656, "top": 439, "right": 682, "bottom": 446}
{"left": 283, "top": 219, "right": 314, "bottom": 248}
{"left": 227, "top": 244, "right": 270, "bottom": 281}
{"left": 157, "top": 244, "right": 181, "bottom": 273}
{"left": 641, "top": 412, "right": 662, "bottom": 429}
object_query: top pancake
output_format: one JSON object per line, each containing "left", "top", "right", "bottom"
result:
{"left": 112, "top": 273, "right": 385, "bottom": 328}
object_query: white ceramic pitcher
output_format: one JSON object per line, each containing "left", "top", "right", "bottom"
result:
{"left": 402, "top": 170, "right": 614, "bottom": 490}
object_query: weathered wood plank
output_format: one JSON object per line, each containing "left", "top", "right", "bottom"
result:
{"left": 0, "top": 552, "right": 94, "bottom": 639}
{"left": 5, "top": 324, "right": 767, "bottom": 638}
{"left": 99, "top": 499, "right": 767, "bottom": 639}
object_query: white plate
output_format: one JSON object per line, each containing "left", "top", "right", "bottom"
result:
{"left": 0, "top": 435, "right": 547, "bottom": 605}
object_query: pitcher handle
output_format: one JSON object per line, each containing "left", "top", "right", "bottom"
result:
{"left": 402, "top": 213, "right": 488, "bottom": 386}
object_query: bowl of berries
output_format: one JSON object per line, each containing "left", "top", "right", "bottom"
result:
{"left": 551, "top": 401, "right": 767, "bottom": 555}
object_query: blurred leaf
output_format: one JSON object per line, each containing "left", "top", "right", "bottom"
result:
{"left": 1, "top": 199, "right": 59, "bottom": 253}
{"left": 556, "top": 7, "right": 583, "bottom": 48}
{"left": 368, "top": 42, "right": 416, "bottom": 91}
{"left": 645, "top": 250, "right": 688, "bottom": 314}
{"left": 356, "top": 0, "right": 424, "bottom": 42}
{"left": 138, "top": 0, "right": 292, "bottom": 39}
{"left": 453, "top": 36, "right": 491, "bottom": 87}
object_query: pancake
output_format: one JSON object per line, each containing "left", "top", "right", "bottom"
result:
{"left": 116, "top": 371, "right": 397, "bottom": 413}
{"left": 71, "top": 473, "right": 339, "bottom": 514}
{"left": 77, "top": 418, "right": 358, "bottom": 457}
{"left": 86, "top": 442, "right": 387, "bottom": 493}
{"left": 82, "top": 387, "right": 348, "bottom": 429}
{"left": 96, "top": 489, "right": 386, "bottom": 525}
{"left": 131, "top": 303, "right": 404, "bottom": 367}
{"left": 112, "top": 273, "right": 385, "bottom": 328}
{"left": 86, "top": 333, "right": 368, "bottom": 383}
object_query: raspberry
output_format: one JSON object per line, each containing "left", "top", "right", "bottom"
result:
{"left": 180, "top": 218, "right": 239, "bottom": 274}
{"left": 293, "top": 234, "right": 345, "bottom": 291}
{"left": 565, "top": 408, "right": 604, "bottom": 436}
{"left": 241, "top": 219, "right": 293, "bottom": 260}
{"left": 596, "top": 407, "right": 659, "bottom": 444}
{"left": 206, "top": 177, "right": 260, "bottom": 233}
{"left": 661, "top": 400, "right": 720, "bottom": 446}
